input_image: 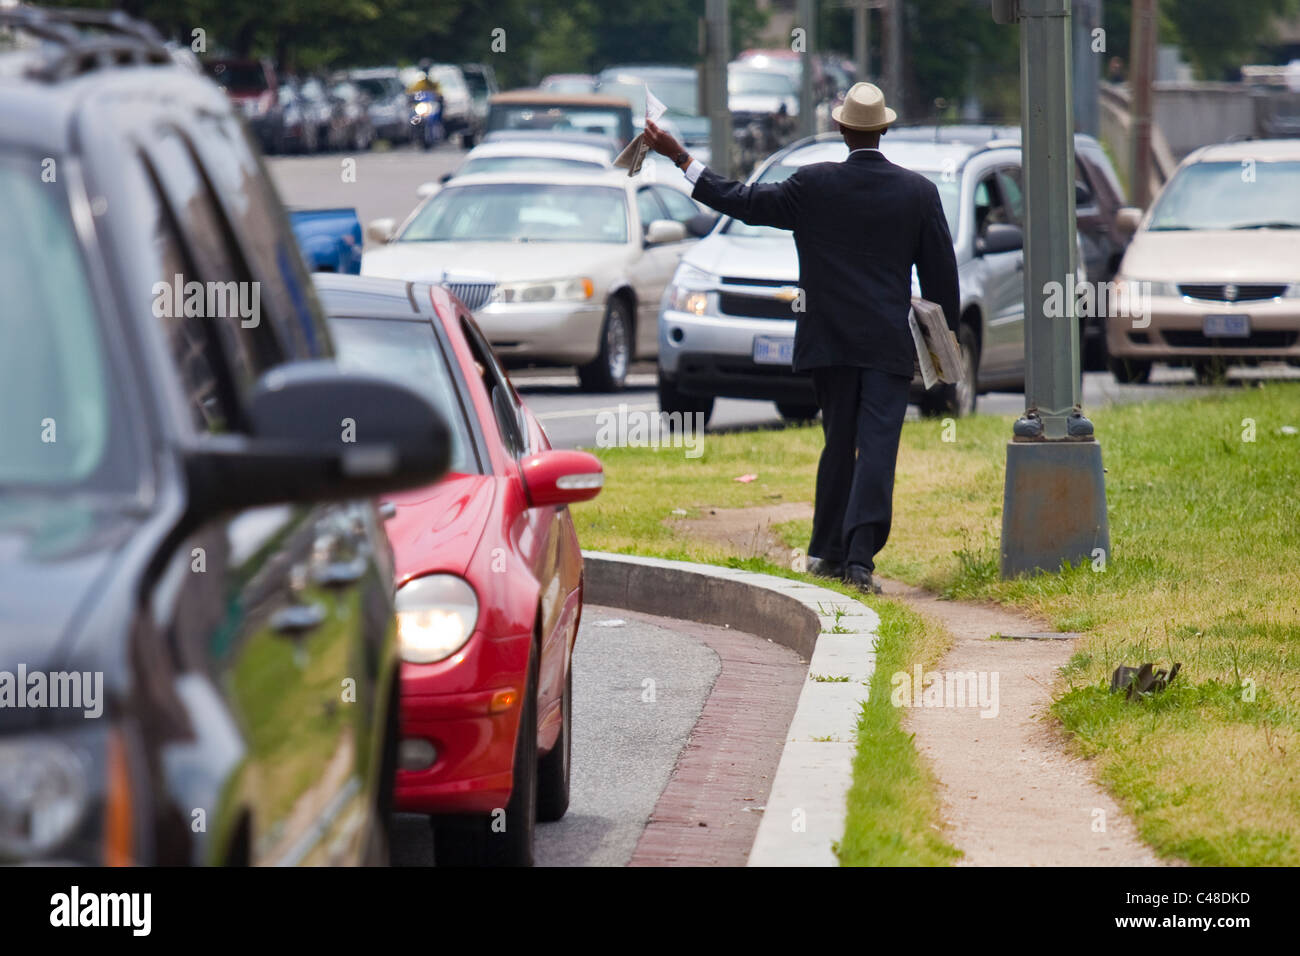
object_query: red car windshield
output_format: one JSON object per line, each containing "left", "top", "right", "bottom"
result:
{"left": 328, "top": 317, "right": 479, "bottom": 473}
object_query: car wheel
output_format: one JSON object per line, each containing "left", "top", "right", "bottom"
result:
{"left": 657, "top": 370, "right": 714, "bottom": 427}
{"left": 536, "top": 662, "right": 571, "bottom": 822}
{"left": 919, "top": 323, "right": 978, "bottom": 417}
{"left": 433, "top": 642, "right": 538, "bottom": 867}
{"left": 1107, "top": 355, "right": 1151, "bottom": 384}
{"left": 776, "top": 402, "right": 819, "bottom": 422}
{"left": 578, "top": 298, "right": 632, "bottom": 392}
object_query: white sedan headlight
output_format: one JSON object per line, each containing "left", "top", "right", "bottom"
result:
{"left": 1284, "top": 282, "right": 1300, "bottom": 299}
{"left": 493, "top": 277, "right": 594, "bottom": 304}
{"left": 396, "top": 574, "right": 479, "bottom": 663}
{"left": 1116, "top": 276, "right": 1179, "bottom": 299}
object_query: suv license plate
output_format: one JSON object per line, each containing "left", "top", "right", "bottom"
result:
{"left": 1203, "top": 314, "right": 1250, "bottom": 338}
{"left": 753, "top": 335, "right": 794, "bottom": 366}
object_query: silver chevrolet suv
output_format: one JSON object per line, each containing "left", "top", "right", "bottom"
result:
{"left": 657, "top": 131, "right": 1040, "bottom": 420}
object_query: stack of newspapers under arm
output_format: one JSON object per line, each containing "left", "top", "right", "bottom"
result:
{"left": 908, "top": 297, "right": 965, "bottom": 391}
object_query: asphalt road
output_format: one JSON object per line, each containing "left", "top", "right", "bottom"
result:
{"left": 391, "top": 605, "right": 721, "bottom": 867}
{"left": 267, "top": 147, "right": 1298, "bottom": 451}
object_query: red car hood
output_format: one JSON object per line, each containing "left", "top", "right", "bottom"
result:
{"left": 383, "top": 472, "right": 496, "bottom": 583}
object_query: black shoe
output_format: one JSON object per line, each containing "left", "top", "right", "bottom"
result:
{"left": 844, "top": 563, "right": 882, "bottom": 595}
{"left": 807, "top": 557, "right": 843, "bottom": 579}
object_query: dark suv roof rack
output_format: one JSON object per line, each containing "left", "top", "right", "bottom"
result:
{"left": 0, "top": 5, "right": 171, "bottom": 82}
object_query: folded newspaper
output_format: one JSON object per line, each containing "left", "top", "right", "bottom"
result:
{"left": 613, "top": 84, "right": 668, "bottom": 177}
{"left": 908, "top": 297, "right": 964, "bottom": 391}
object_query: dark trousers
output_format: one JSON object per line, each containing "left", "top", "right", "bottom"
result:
{"left": 809, "top": 365, "right": 911, "bottom": 570}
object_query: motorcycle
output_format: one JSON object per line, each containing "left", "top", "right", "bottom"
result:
{"left": 409, "top": 90, "right": 445, "bottom": 150}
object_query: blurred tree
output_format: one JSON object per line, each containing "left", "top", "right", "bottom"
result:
{"left": 1161, "top": 0, "right": 1299, "bottom": 80}
{"left": 904, "top": 0, "right": 1019, "bottom": 122}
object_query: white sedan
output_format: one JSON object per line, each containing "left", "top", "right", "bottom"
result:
{"left": 362, "top": 169, "right": 714, "bottom": 390}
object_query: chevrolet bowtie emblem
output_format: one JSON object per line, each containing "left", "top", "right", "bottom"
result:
{"left": 774, "top": 286, "right": 801, "bottom": 302}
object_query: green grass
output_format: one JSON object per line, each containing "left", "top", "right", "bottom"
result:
{"left": 837, "top": 598, "right": 962, "bottom": 866}
{"left": 572, "top": 381, "right": 1300, "bottom": 866}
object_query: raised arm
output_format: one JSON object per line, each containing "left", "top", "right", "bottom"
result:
{"left": 642, "top": 119, "right": 802, "bottom": 232}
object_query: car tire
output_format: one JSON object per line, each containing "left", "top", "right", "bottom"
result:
{"left": 536, "top": 662, "right": 571, "bottom": 822}
{"left": 1107, "top": 355, "right": 1151, "bottom": 384}
{"left": 776, "top": 402, "right": 819, "bottom": 422}
{"left": 578, "top": 298, "right": 632, "bottom": 392}
{"left": 433, "top": 642, "right": 538, "bottom": 867}
{"left": 657, "top": 371, "right": 714, "bottom": 427}
{"left": 919, "top": 323, "right": 978, "bottom": 417}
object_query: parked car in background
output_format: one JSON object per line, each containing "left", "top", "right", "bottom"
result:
{"left": 328, "top": 78, "right": 376, "bottom": 151}
{"left": 460, "top": 62, "right": 499, "bottom": 131}
{"left": 276, "top": 80, "right": 319, "bottom": 153}
{"left": 290, "top": 208, "right": 363, "bottom": 273}
{"left": 0, "top": 5, "right": 451, "bottom": 865}
{"left": 728, "top": 62, "right": 799, "bottom": 155}
{"left": 351, "top": 67, "right": 412, "bottom": 144}
{"left": 430, "top": 63, "right": 480, "bottom": 146}
{"left": 539, "top": 73, "right": 598, "bottom": 95}
{"left": 361, "top": 168, "right": 710, "bottom": 390}
{"left": 658, "top": 131, "right": 1057, "bottom": 422}
{"left": 316, "top": 273, "right": 603, "bottom": 866}
{"left": 487, "top": 90, "right": 635, "bottom": 147}
{"left": 204, "top": 57, "right": 283, "bottom": 152}
{"left": 295, "top": 76, "right": 339, "bottom": 150}
{"left": 1107, "top": 139, "right": 1300, "bottom": 383}
{"left": 447, "top": 136, "right": 615, "bottom": 179}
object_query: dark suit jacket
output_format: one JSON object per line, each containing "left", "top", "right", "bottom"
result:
{"left": 691, "top": 150, "right": 960, "bottom": 377}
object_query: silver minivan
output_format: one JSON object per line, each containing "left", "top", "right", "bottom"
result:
{"left": 657, "top": 132, "right": 1037, "bottom": 420}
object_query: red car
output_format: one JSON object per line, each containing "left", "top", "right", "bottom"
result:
{"left": 315, "top": 274, "right": 603, "bottom": 866}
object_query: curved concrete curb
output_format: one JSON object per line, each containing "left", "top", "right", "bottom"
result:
{"left": 581, "top": 551, "right": 880, "bottom": 867}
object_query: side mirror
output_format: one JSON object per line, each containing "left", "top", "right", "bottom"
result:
{"left": 1115, "top": 206, "right": 1144, "bottom": 236}
{"left": 1075, "top": 180, "right": 1094, "bottom": 207}
{"left": 366, "top": 217, "right": 396, "bottom": 243}
{"left": 645, "top": 218, "right": 688, "bottom": 245}
{"left": 519, "top": 449, "right": 604, "bottom": 507}
{"left": 974, "top": 222, "right": 1023, "bottom": 256}
{"left": 686, "top": 211, "right": 718, "bottom": 238}
{"left": 182, "top": 361, "right": 450, "bottom": 525}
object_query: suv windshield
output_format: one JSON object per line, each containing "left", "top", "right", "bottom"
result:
{"left": 487, "top": 104, "right": 633, "bottom": 144}
{"left": 729, "top": 69, "right": 795, "bottom": 97}
{"left": 399, "top": 183, "right": 628, "bottom": 243}
{"left": 0, "top": 161, "right": 137, "bottom": 492}
{"left": 1148, "top": 160, "right": 1300, "bottom": 231}
{"left": 725, "top": 160, "right": 960, "bottom": 238}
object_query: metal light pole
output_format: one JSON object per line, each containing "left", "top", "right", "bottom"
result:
{"left": 1129, "top": 0, "right": 1158, "bottom": 207}
{"left": 702, "top": 0, "right": 731, "bottom": 178}
{"left": 797, "top": 0, "right": 817, "bottom": 138}
{"left": 992, "top": 0, "right": 1110, "bottom": 578}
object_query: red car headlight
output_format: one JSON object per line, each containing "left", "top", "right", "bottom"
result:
{"left": 395, "top": 574, "right": 479, "bottom": 663}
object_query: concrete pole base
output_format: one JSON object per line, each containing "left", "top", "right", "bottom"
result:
{"left": 1000, "top": 439, "right": 1110, "bottom": 578}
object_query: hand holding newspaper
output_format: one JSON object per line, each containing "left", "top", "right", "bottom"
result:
{"left": 613, "top": 84, "right": 668, "bottom": 176}
{"left": 908, "top": 297, "right": 965, "bottom": 391}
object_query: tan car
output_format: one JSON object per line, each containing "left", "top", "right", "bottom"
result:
{"left": 1107, "top": 139, "right": 1300, "bottom": 383}
{"left": 361, "top": 169, "right": 710, "bottom": 390}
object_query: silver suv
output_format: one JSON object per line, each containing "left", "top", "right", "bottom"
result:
{"left": 657, "top": 131, "right": 1040, "bottom": 420}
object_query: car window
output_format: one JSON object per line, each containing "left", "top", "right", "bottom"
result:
{"left": 636, "top": 186, "right": 667, "bottom": 232}
{"left": 974, "top": 173, "right": 1010, "bottom": 234}
{"left": 996, "top": 167, "right": 1024, "bottom": 224}
{"left": 1147, "top": 160, "right": 1300, "bottom": 231}
{"left": 459, "top": 317, "right": 526, "bottom": 460}
{"left": 0, "top": 160, "right": 136, "bottom": 490}
{"left": 187, "top": 109, "right": 332, "bottom": 359}
{"left": 459, "top": 156, "right": 605, "bottom": 175}
{"left": 400, "top": 183, "right": 628, "bottom": 244}
{"left": 328, "top": 318, "right": 478, "bottom": 473}
{"left": 655, "top": 185, "right": 700, "bottom": 223}
{"left": 145, "top": 126, "right": 285, "bottom": 399}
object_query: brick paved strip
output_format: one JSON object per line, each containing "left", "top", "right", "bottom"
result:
{"left": 583, "top": 553, "right": 881, "bottom": 866}
{"left": 623, "top": 610, "right": 806, "bottom": 867}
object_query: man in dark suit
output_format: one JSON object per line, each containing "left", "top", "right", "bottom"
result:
{"left": 643, "top": 82, "right": 959, "bottom": 594}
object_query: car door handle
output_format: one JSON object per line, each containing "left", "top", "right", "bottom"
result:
{"left": 270, "top": 602, "right": 327, "bottom": 637}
